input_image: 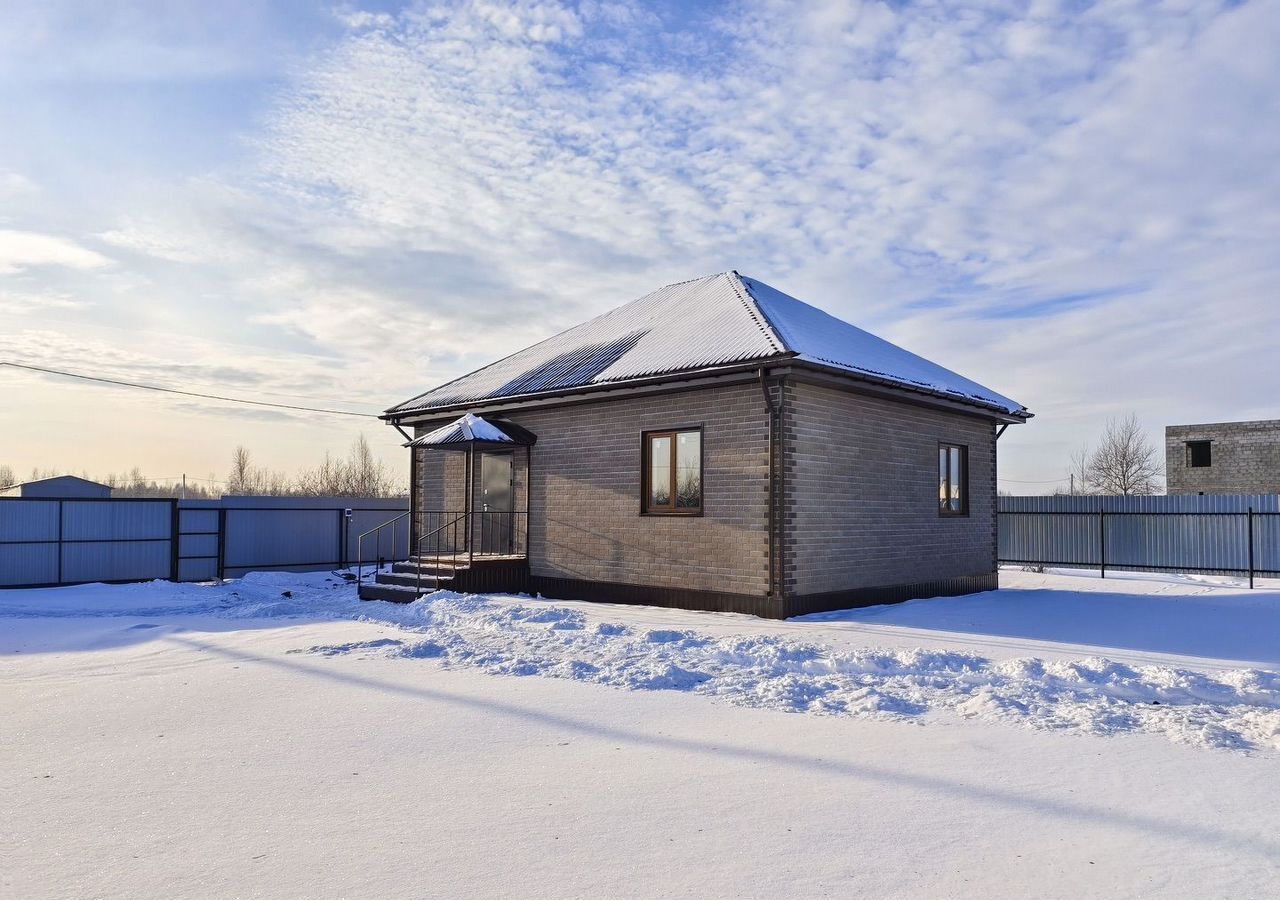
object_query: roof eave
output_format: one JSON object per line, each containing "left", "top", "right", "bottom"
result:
{"left": 788, "top": 358, "right": 1032, "bottom": 422}
{"left": 381, "top": 354, "right": 799, "bottom": 423}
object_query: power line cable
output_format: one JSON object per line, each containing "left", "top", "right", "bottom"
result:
{"left": 1, "top": 361, "right": 380, "bottom": 419}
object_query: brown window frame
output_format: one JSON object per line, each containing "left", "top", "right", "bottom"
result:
{"left": 641, "top": 426, "right": 704, "bottom": 516}
{"left": 938, "top": 442, "right": 969, "bottom": 517}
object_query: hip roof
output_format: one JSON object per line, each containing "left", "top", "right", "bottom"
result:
{"left": 387, "top": 272, "right": 1027, "bottom": 418}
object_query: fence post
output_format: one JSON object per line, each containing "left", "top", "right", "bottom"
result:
{"left": 217, "top": 507, "right": 227, "bottom": 581}
{"left": 336, "top": 508, "right": 345, "bottom": 570}
{"left": 56, "top": 499, "right": 64, "bottom": 586}
{"left": 1099, "top": 508, "right": 1106, "bottom": 579}
{"left": 170, "top": 499, "right": 180, "bottom": 582}
{"left": 1247, "top": 506, "right": 1255, "bottom": 590}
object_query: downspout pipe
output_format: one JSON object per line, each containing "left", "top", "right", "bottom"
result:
{"left": 758, "top": 368, "right": 778, "bottom": 601}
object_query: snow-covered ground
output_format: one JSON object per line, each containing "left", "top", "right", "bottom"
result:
{"left": 4, "top": 568, "right": 1279, "bottom": 898}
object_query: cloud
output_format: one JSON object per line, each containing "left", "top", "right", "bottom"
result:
{"left": 0, "top": 0, "right": 338, "bottom": 83}
{"left": 3, "top": 0, "right": 1278, "bottom": 487}
{"left": 333, "top": 10, "right": 395, "bottom": 32}
{"left": 243, "top": 0, "right": 1279, "bottom": 486}
{"left": 167, "top": 401, "right": 306, "bottom": 424}
{"left": 0, "top": 289, "right": 89, "bottom": 314}
{"left": 0, "top": 328, "right": 366, "bottom": 408}
{"left": 0, "top": 171, "right": 38, "bottom": 200}
{"left": 0, "top": 230, "right": 112, "bottom": 275}
{"left": 97, "top": 224, "right": 205, "bottom": 263}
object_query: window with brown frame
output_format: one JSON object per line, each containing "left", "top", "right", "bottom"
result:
{"left": 642, "top": 428, "right": 702, "bottom": 515}
{"left": 938, "top": 443, "right": 968, "bottom": 516}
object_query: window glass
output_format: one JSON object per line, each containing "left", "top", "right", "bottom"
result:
{"left": 649, "top": 435, "right": 671, "bottom": 507}
{"left": 644, "top": 430, "right": 702, "bottom": 513}
{"left": 939, "top": 443, "right": 967, "bottom": 515}
{"left": 675, "top": 431, "right": 701, "bottom": 508}
{"left": 948, "top": 446, "right": 963, "bottom": 511}
{"left": 939, "top": 448, "right": 949, "bottom": 509}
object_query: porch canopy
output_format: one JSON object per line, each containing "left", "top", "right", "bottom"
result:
{"left": 404, "top": 413, "right": 534, "bottom": 560}
{"left": 404, "top": 413, "right": 536, "bottom": 448}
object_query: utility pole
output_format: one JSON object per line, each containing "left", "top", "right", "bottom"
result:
{"left": 1070, "top": 473, "right": 1075, "bottom": 495}
{"left": 181, "top": 473, "right": 186, "bottom": 501}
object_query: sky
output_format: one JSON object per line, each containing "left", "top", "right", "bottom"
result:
{"left": 1, "top": 0, "right": 1277, "bottom": 493}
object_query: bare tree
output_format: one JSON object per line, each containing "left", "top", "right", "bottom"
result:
{"left": 0, "top": 464, "right": 12, "bottom": 489}
{"left": 105, "top": 472, "right": 217, "bottom": 499}
{"left": 225, "top": 436, "right": 402, "bottom": 498}
{"left": 1053, "top": 444, "right": 1094, "bottom": 495}
{"left": 1083, "top": 413, "right": 1162, "bottom": 495}
{"left": 228, "top": 446, "right": 253, "bottom": 495}
{"left": 293, "top": 435, "right": 399, "bottom": 497}
{"left": 347, "top": 434, "right": 396, "bottom": 497}
{"left": 294, "top": 452, "right": 346, "bottom": 496}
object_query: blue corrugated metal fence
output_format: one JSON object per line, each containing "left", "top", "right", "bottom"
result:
{"left": 999, "top": 494, "right": 1280, "bottom": 585}
{"left": 0, "top": 496, "right": 408, "bottom": 588}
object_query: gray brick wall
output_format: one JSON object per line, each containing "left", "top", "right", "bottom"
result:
{"left": 412, "top": 448, "right": 468, "bottom": 551}
{"left": 414, "top": 448, "right": 467, "bottom": 512}
{"left": 409, "top": 377, "right": 1002, "bottom": 602}
{"left": 416, "top": 382, "right": 772, "bottom": 596}
{"left": 782, "top": 381, "right": 998, "bottom": 596}
{"left": 1165, "top": 420, "right": 1280, "bottom": 495}
{"left": 510, "top": 383, "right": 771, "bottom": 595}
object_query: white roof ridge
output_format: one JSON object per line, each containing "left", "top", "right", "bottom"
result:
{"left": 726, "top": 270, "right": 789, "bottom": 355}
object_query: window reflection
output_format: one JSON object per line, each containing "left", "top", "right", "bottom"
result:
{"left": 645, "top": 430, "right": 701, "bottom": 513}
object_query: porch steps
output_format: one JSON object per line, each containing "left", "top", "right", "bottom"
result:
{"left": 391, "top": 559, "right": 468, "bottom": 576}
{"left": 357, "top": 558, "right": 470, "bottom": 603}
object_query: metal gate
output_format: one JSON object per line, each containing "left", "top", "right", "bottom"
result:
{"left": 0, "top": 498, "right": 177, "bottom": 588}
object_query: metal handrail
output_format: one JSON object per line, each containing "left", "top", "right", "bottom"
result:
{"left": 359, "top": 509, "right": 530, "bottom": 596}
{"left": 356, "top": 511, "right": 409, "bottom": 586}
{"left": 411, "top": 510, "right": 529, "bottom": 595}
{"left": 414, "top": 512, "right": 470, "bottom": 597}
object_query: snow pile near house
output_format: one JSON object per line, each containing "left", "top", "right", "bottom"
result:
{"left": 284, "top": 589, "right": 1280, "bottom": 753}
{"left": 5, "top": 571, "right": 1278, "bottom": 753}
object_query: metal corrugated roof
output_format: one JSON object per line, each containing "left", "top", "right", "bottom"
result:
{"left": 388, "top": 273, "right": 784, "bottom": 415}
{"left": 739, "top": 276, "right": 1026, "bottom": 415}
{"left": 387, "top": 272, "right": 1028, "bottom": 417}
{"left": 406, "top": 414, "right": 534, "bottom": 447}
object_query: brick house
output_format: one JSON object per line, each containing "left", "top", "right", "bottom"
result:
{"left": 360, "top": 272, "right": 1030, "bottom": 617}
{"left": 1165, "top": 420, "right": 1280, "bottom": 495}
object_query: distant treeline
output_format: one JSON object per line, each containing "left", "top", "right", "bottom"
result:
{"left": 226, "top": 435, "right": 404, "bottom": 498}
{"left": 1, "top": 435, "right": 406, "bottom": 499}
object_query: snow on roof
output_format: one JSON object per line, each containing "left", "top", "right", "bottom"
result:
{"left": 389, "top": 274, "right": 782, "bottom": 416}
{"left": 389, "top": 272, "right": 1027, "bottom": 417}
{"left": 407, "top": 413, "right": 526, "bottom": 447}
{"left": 738, "top": 276, "right": 1026, "bottom": 415}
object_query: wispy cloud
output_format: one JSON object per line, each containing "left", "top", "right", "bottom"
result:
{"left": 1, "top": 0, "right": 1277, "bottom": 487}
{"left": 0, "top": 229, "right": 112, "bottom": 274}
{"left": 0, "top": 289, "right": 89, "bottom": 314}
{"left": 245, "top": 0, "right": 1279, "bottom": 472}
